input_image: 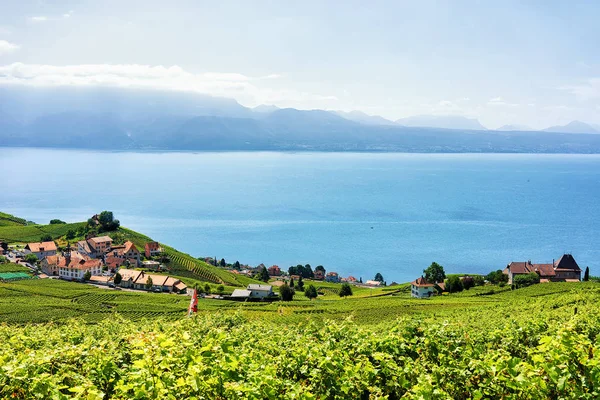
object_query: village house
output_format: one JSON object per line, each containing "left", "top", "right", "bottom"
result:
{"left": 268, "top": 265, "right": 281, "bottom": 276}
{"left": 114, "top": 268, "right": 187, "bottom": 293}
{"left": 24, "top": 241, "right": 57, "bottom": 260}
{"left": 78, "top": 236, "right": 113, "bottom": 258}
{"left": 230, "top": 284, "right": 275, "bottom": 300}
{"left": 504, "top": 254, "right": 582, "bottom": 284}
{"left": 144, "top": 241, "right": 162, "bottom": 258}
{"left": 108, "top": 241, "right": 140, "bottom": 267}
{"left": 365, "top": 280, "right": 382, "bottom": 287}
{"left": 141, "top": 260, "right": 161, "bottom": 270}
{"left": 325, "top": 272, "right": 340, "bottom": 283}
{"left": 54, "top": 251, "right": 103, "bottom": 281}
{"left": 314, "top": 270, "right": 325, "bottom": 280}
{"left": 411, "top": 277, "right": 436, "bottom": 298}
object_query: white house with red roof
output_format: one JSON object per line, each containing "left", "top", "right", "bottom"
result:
{"left": 411, "top": 277, "right": 436, "bottom": 298}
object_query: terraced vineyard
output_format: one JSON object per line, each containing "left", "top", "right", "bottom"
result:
{"left": 0, "top": 221, "right": 86, "bottom": 243}
{"left": 0, "top": 282, "right": 598, "bottom": 398}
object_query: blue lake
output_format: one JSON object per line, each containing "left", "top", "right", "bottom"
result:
{"left": 1, "top": 148, "right": 599, "bottom": 283}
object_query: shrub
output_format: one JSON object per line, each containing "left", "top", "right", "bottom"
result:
{"left": 339, "top": 283, "right": 353, "bottom": 297}
{"left": 446, "top": 276, "right": 463, "bottom": 293}
{"left": 304, "top": 284, "right": 318, "bottom": 300}
{"left": 279, "top": 284, "right": 295, "bottom": 301}
{"left": 513, "top": 273, "right": 540, "bottom": 288}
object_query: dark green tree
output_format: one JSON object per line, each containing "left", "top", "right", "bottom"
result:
{"left": 304, "top": 284, "right": 318, "bottom": 300}
{"left": 260, "top": 266, "right": 270, "bottom": 282}
{"left": 83, "top": 271, "right": 91, "bottom": 281}
{"left": 217, "top": 285, "right": 224, "bottom": 294}
{"left": 114, "top": 272, "right": 122, "bottom": 285}
{"left": 233, "top": 261, "right": 241, "bottom": 270}
{"left": 315, "top": 265, "right": 326, "bottom": 274}
{"left": 584, "top": 266, "right": 589, "bottom": 281}
{"left": 304, "top": 264, "right": 314, "bottom": 278}
{"left": 65, "top": 229, "right": 76, "bottom": 240}
{"left": 145, "top": 276, "right": 153, "bottom": 290}
{"left": 204, "top": 283, "right": 211, "bottom": 294}
{"left": 423, "top": 262, "right": 446, "bottom": 283}
{"left": 219, "top": 258, "right": 226, "bottom": 267}
{"left": 446, "top": 276, "right": 463, "bottom": 293}
{"left": 49, "top": 219, "right": 66, "bottom": 224}
{"left": 374, "top": 273, "right": 384, "bottom": 282}
{"left": 40, "top": 234, "right": 52, "bottom": 242}
{"left": 279, "top": 283, "right": 295, "bottom": 301}
{"left": 485, "top": 270, "right": 508, "bottom": 284}
{"left": 297, "top": 276, "right": 305, "bottom": 292}
{"left": 25, "top": 254, "right": 39, "bottom": 264}
{"left": 289, "top": 277, "right": 295, "bottom": 289}
{"left": 98, "top": 211, "right": 120, "bottom": 232}
{"left": 339, "top": 283, "right": 353, "bottom": 297}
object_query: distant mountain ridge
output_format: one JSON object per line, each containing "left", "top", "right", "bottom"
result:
{"left": 496, "top": 124, "right": 532, "bottom": 132}
{"left": 396, "top": 115, "right": 487, "bottom": 131}
{"left": 543, "top": 121, "right": 599, "bottom": 134}
{"left": 2, "top": 85, "right": 600, "bottom": 153}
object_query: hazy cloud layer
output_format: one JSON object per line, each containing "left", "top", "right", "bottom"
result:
{"left": 0, "top": 62, "right": 337, "bottom": 107}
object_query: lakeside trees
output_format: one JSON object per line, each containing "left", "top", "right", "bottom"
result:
{"left": 288, "top": 264, "right": 314, "bottom": 279}
{"left": 486, "top": 270, "right": 509, "bottom": 284}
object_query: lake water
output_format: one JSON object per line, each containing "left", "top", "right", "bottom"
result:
{"left": 1, "top": 148, "right": 599, "bottom": 283}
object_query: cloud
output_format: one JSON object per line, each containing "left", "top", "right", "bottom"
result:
{"left": 29, "top": 16, "right": 48, "bottom": 23}
{"left": 0, "top": 40, "right": 19, "bottom": 55}
{"left": 560, "top": 78, "right": 600, "bottom": 100}
{"left": 487, "top": 96, "right": 519, "bottom": 107}
{"left": 63, "top": 10, "right": 74, "bottom": 18}
{"left": 0, "top": 62, "right": 336, "bottom": 107}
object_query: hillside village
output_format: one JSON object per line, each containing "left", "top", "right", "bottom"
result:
{"left": 0, "top": 212, "right": 591, "bottom": 303}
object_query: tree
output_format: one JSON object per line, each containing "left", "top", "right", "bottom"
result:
{"left": 65, "top": 229, "right": 76, "bottom": 240}
{"left": 473, "top": 275, "right": 485, "bottom": 286}
{"left": 49, "top": 219, "right": 66, "bottom": 224}
{"left": 83, "top": 271, "right": 91, "bottom": 281}
{"left": 25, "top": 254, "right": 38, "bottom": 264}
{"left": 304, "top": 264, "right": 314, "bottom": 279}
{"left": 305, "top": 284, "right": 318, "bottom": 300}
{"left": 40, "top": 234, "right": 52, "bottom": 242}
{"left": 114, "top": 272, "right": 122, "bottom": 285}
{"left": 462, "top": 276, "right": 475, "bottom": 290}
{"left": 584, "top": 266, "right": 590, "bottom": 281}
{"left": 98, "top": 211, "right": 120, "bottom": 232}
{"left": 374, "top": 273, "right": 384, "bottom": 282}
{"left": 289, "top": 277, "right": 295, "bottom": 289}
{"left": 0, "top": 255, "right": 7, "bottom": 264}
{"left": 279, "top": 283, "right": 295, "bottom": 301}
{"left": 359, "top": 277, "right": 363, "bottom": 283}
{"left": 297, "top": 276, "right": 305, "bottom": 292}
{"left": 339, "top": 283, "right": 353, "bottom": 297}
{"left": 260, "top": 266, "right": 270, "bottom": 282}
{"left": 446, "top": 276, "right": 463, "bottom": 293}
{"left": 233, "top": 261, "right": 241, "bottom": 270}
{"left": 145, "top": 276, "right": 153, "bottom": 290}
{"left": 486, "top": 270, "right": 509, "bottom": 285}
{"left": 204, "top": 284, "right": 211, "bottom": 294}
{"left": 423, "top": 262, "right": 446, "bottom": 283}
{"left": 513, "top": 273, "right": 540, "bottom": 288}
{"left": 315, "top": 265, "right": 326, "bottom": 274}
{"left": 217, "top": 285, "right": 224, "bottom": 294}
{"left": 219, "top": 258, "right": 226, "bottom": 267}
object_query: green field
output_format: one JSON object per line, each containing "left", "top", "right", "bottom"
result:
{"left": 0, "top": 280, "right": 598, "bottom": 398}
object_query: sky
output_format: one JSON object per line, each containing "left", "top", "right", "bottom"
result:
{"left": 0, "top": 0, "right": 599, "bottom": 129}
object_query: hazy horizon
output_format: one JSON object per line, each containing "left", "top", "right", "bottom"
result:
{"left": 1, "top": 1, "right": 599, "bottom": 130}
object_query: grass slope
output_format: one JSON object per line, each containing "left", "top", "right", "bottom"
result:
{"left": 0, "top": 212, "right": 28, "bottom": 226}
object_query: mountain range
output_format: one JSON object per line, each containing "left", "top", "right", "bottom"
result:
{"left": 1, "top": 85, "right": 600, "bottom": 153}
